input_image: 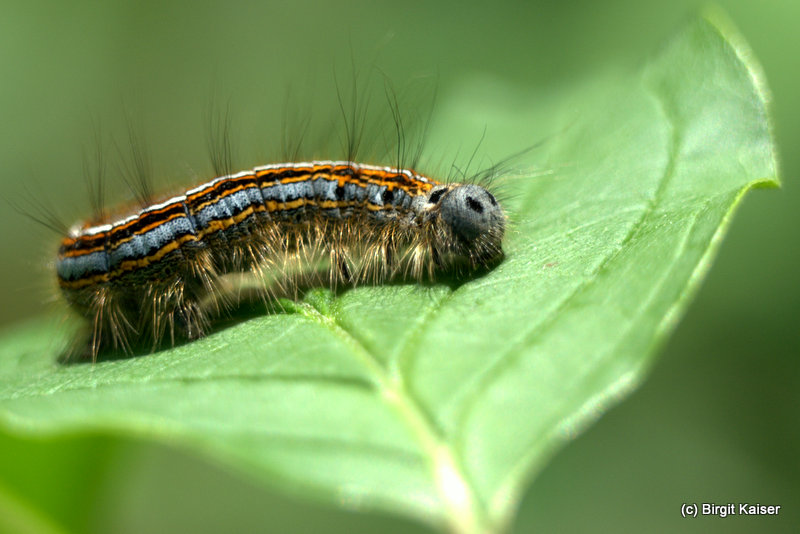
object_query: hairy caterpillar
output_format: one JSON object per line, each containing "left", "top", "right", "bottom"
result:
{"left": 49, "top": 86, "right": 509, "bottom": 360}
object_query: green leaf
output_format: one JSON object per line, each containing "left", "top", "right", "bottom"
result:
{"left": 0, "top": 13, "right": 778, "bottom": 534}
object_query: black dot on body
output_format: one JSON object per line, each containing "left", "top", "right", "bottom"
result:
{"left": 335, "top": 185, "right": 345, "bottom": 200}
{"left": 428, "top": 189, "right": 445, "bottom": 204}
{"left": 382, "top": 188, "right": 394, "bottom": 204}
{"left": 466, "top": 196, "right": 484, "bottom": 214}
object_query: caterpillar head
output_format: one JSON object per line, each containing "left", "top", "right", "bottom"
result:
{"left": 425, "top": 183, "right": 505, "bottom": 270}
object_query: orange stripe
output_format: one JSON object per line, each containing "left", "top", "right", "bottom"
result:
{"left": 190, "top": 181, "right": 261, "bottom": 213}
{"left": 59, "top": 163, "right": 440, "bottom": 285}
{"left": 60, "top": 232, "right": 199, "bottom": 290}
{"left": 60, "top": 210, "right": 191, "bottom": 258}
{"left": 60, "top": 240, "right": 104, "bottom": 257}
{"left": 109, "top": 200, "right": 183, "bottom": 235}
{"left": 185, "top": 173, "right": 258, "bottom": 202}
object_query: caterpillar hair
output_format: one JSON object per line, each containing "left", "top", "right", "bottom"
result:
{"left": 45, "top": 76, "right": 512, "bottom": 361}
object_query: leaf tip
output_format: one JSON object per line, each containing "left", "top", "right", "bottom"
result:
{"left": 698, "top": 5, "right": 781, "bottom": 188}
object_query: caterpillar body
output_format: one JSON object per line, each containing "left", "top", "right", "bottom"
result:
{"left": 56, "top": 159, "right": 506, "bottom": 359}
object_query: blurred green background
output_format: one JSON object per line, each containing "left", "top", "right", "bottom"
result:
{"left": 0, "top": 0, "right": 796, "bottom": 532}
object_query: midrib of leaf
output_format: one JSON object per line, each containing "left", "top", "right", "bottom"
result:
{"left": 292, "top": 297, "right": 491, "bottom": 534}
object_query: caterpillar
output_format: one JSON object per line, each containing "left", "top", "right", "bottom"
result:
{"left": 55, "top": 156, "right": 506, "bottom": 360}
